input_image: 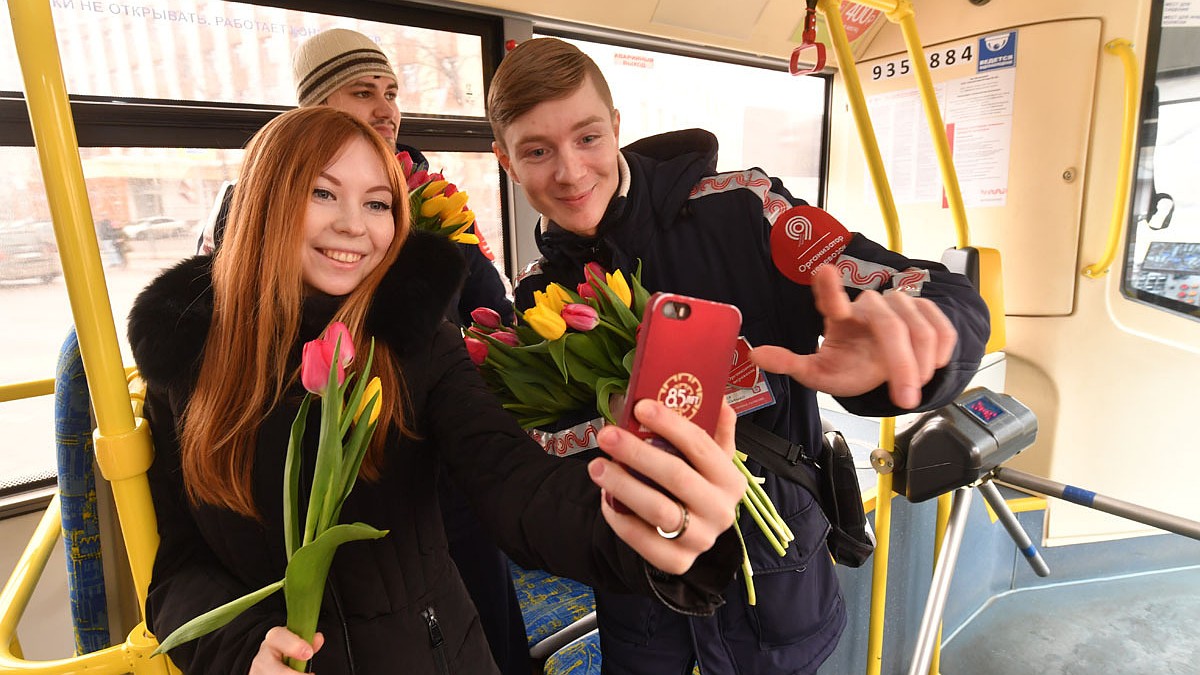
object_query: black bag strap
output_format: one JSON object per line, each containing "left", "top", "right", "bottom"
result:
{"left": 734, "top": 417, "right": 820, "bottom": 499}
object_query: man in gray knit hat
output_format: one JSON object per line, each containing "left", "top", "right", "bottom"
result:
{"left": 292, "top": 28, "right": 402, "bottom": 144}
{"left": 199, "top": 28, "right": 525, "bottom": 675}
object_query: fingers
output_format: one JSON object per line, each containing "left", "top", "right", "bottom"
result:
{"left": 749, "top": 344, "right": 811, "bottom": 380}
{"left": 915, "top": 297, "right": 958, "bottom": 367}
{"left": 812, "top": 264, "right": 853, "bottom": 322}
{"left": 251, "top": 627, "right": 323, "bottom": 674}
{"left": 591, "top": 400, "right": 745, "bottom": 574}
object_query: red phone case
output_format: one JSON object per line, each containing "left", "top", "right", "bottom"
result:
{"left": 620, "top": 292, "right": 742, "bottom": 437}
{"left": 607, "top": 293, "right": 741, "bottom": 512}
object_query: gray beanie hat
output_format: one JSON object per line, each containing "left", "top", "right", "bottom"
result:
{"left": 293, "top": 28, "right": 396, "bottom": 107}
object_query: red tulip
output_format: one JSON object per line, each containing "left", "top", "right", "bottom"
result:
{"left": 492, "top": 330, "right": 520, "bottom": 347}
{"left": 576, "top": 282, "right": 597, "bottom": 300}
{"left": 471, "top": 307, "right": 503, "bottom": 329}
{"left": 396, "top": 151, "right": 415, "bottom": 177}
{"left": 561, "top": 303, "right": 599, "bottom": 331}
{"left": 406, "top": 169, "right": 429, "bottom": 191}
{"left": 584, "top": 262, "right": 607, "bottom": 284}
{"left": 465, "top": 337, "right": 488, "bottom": 365}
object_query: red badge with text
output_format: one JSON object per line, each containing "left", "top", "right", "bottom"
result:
{"left": 769, "top": 205, "right": 851, "bottom": 285}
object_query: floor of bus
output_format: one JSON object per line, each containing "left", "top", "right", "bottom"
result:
{"left": 940, "top": 565, "right": 1200, "bottom": 674}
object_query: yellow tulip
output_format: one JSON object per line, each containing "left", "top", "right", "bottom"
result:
{"left": 438, "top": 192, "right": 470, "bottom": 220}
{"left": 445, "top": 210, "right": 475, "bottom": 237}
{"left": 524, "top": 304, "right": 567, "bottom": 340}
{"left": 421, "top": 180, "right": 451, "bottom": 198}
{"left": 452, "top": 233, "right": 480, "bottom": 245}
{"left": 607, "top": 270, "right": 632, "bottom": 307}
{"left": 420, "top": 195, "right": 450, "bottom": 218}
{"left": 546, "top": 283, "right": 572, "bottom": 312}
{"left": 354, "top": 377, "right": 383, "bottom": 425}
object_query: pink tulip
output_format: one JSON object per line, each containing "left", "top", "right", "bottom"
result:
{"left": 464, "top": 337, "right": 488, "bottom": 365}
{"left": 576, "top": 282, "right": 597, "bottom": 300}
{"left": 561, "top": 303, "right": 599, "bottom": 331}
{"left": 300, "top": 322, "right": 356, "bottom": 395}
{"left": 471, "top": 307, "right": 503, "bottom": 329}
{"left": 491, "top": 330, "right": 520, "bottom": 347}
{"left": 443, "top": 183, "right": 458, "bottom": 197}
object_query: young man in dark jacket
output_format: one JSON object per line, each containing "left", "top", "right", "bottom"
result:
{"left": 488, "top": 38, "right": 991, "bottom": 674}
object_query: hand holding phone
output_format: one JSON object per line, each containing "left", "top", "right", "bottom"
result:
{"left": 609, "top": 293, "right": 742, "bottom": 512}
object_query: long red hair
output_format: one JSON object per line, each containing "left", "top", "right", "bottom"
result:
{"left": 181, "top": 107, "right": 412, "bottom": 519}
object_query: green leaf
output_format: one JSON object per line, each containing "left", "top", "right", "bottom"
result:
{"left": 595, "top": 377, "right": 629, "bottom": 426}
{"left": 565, "top": 333, "right": 612, "bottom": 371}
{"left": 284, "top": 394, "right": 312, "bottom": 560}
{"left": 329, "top": 395, "right": 379, "bottom": 525}
{"left": 284, "top": 523, "right": 388, "bottom": 643}
{"left": 549, "top": 337, "right": 569, "bottom": 382}
{"left": 631, "top": 260, "right": 651, "bottom": 318}
{"left": 305, "top": 357, "right": 344, "bottom": 544}
{"left": 152, "top": 579, "right": 285, "bottom": 656}
{"left": 339, "top": 340, "right": 376, "bottom": 439}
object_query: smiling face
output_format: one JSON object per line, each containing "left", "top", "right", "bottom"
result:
{"left": 324, "top": 76, "right": 401, "bottom": 144}
{"left": 492, "top": 77, "right": 621, "bottom": 237}
{"left": 301, "top": 135, "right": 397, "bottom": 296}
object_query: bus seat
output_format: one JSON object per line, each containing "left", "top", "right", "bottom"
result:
{"left": 54, "top": 328, "right": 110, "bottom": 654}
{"left": 942, "top": 246, "right": 1006, "bottom": 353}
{"left": 542, "top": 628, "right": 600, "bottom": 675}
{"left": 0, "top": 363, "right": 179, "bottom": 672}
{"left": 507, "top": 561, "right": 597, "bottom": 660}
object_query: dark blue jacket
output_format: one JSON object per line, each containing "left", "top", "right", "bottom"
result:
{"left": 515, "top": 129, "right": 990, "bottom": 673}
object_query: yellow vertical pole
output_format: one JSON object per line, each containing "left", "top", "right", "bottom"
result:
{"left": 820, "top": 0, "right": 903, "bottom": 253}
{"left": 890, "top": 1, "right": 969, "bottom": 248}
{"left": 8, "top": 0, "right": 159, "bottom": 613}
{"left": 867, "top": 418, "right": 896, "bottom": 675}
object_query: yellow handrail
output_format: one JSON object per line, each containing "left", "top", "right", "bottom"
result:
{"left": 0, "top": 380, "right": 54, "bottom": 404}
{"left": 1082, "top": 39, "right": 1139, "bottom": 278}
{"left": 820, "top": 0, "right": 903, "bottom": 253}
{"left": 1, "top": 0, "right": 175, "bottom": 672}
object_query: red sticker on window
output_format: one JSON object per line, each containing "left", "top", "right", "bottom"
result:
{"left": 769, "top": 205, "right": 850, "bottom": 285}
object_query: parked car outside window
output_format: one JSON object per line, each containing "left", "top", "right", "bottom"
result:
{"left": 124, "top": 216, "right": 189, "bottom": 240}
{"left": 0, "top": 221, "right": 60, "bottom": 283}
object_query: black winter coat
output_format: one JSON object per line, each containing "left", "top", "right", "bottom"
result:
{"left": 128, "top": 231, "right": 738, "bottom": 675}
{"left": 515, "top": 129, "right": 990, "bottom": 673}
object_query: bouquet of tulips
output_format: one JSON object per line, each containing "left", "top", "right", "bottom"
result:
{"left": 397, "top": 151, "right": 479, "bottom": 245}
{"left": 155, "top": 322, "right": 387, "bottom": 670}
{"left": 464, "top": 264, "right": 794, "bottom": 604}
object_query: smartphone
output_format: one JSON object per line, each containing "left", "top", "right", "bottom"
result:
{"left": 609, "top": 293, "right": 742, "bottom": 511}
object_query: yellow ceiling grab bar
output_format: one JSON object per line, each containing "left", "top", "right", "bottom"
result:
{"left": 1083, "top": 38, "right": 1139, "bottom": 278}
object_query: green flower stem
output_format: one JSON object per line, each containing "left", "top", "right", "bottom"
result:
{"left": 732, "top": 517, "right": 756, "bottom": 606}
{"left": 741, "top": 493, "right": 786, "bottom": 557}
{"left": 734, "top": 455, "right": 794, "bottom": 543}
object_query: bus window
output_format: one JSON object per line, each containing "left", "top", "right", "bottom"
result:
{"left": 1121, "top": 8, "right": 1200, "bottom": 320}
{"left": 0, "top": 146, "right": 243, "bottom": 484}
{"left": 544, "top": 35, "right": 829, "bottom": 204}
{"left": 0, "top": 1, "right": 486, "bottom": 117}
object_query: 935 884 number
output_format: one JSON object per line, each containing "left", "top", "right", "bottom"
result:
{"left": 870, "top": 44, "right": 974, "bottom": 81}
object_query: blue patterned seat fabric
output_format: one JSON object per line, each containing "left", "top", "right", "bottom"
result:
{"left": 508, "top": 561, "right": 596, "bottom": 651}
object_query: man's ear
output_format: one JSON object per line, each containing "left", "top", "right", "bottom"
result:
{"left": 492, "top": 140, "right": 519, "bottom": 185}
{"left": 612, "top": 108, "right": 621, "bottom": 146}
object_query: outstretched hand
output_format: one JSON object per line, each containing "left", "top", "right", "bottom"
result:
{"left": 589, "top": 400, "right": 745, "bottom": 575}
{"left": 751, "top": 263, "right": 957, "bottom": 409}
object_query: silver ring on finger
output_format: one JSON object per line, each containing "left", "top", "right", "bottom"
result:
{"left": 656, "top": 500, "right": 689, "bottom": 540}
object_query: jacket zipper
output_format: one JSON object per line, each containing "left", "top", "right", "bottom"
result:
{"left": 330, "top": 584, "right": 356, "bottom": 675}
{"left": 422, "top": 606, "right": 450, "bottom": 675}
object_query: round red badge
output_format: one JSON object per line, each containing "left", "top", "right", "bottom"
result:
{"left": 769, "top": 205, "right": 851, "bottom": 285}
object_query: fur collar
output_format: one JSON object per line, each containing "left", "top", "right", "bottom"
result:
{"left": 128, "top": 230, "right": 466, "bottom": 391}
